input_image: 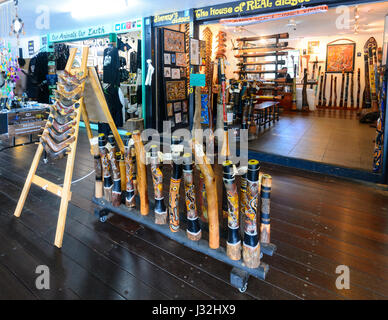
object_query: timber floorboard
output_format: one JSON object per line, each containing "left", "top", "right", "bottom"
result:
{"left": 0, "top": 128, "right": 387, "bottom": 300}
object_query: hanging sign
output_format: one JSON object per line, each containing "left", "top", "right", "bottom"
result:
{"left": 48, "top": 24, "right": 112, "bottom": 43}
{"left": 219, "top": 5, "right": 328, "bottom": 25}
{"left": 153, "top": 10, "right": 191, "bottom": 27}
{"left": 114, "top": 19, "right": 142, "bottom": 33}
{"left": 195, "top": 0, "right": 340, "bottom": 21}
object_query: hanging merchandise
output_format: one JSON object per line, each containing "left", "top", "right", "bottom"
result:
{"left": 9, "top": 0, "right": 25, "bottom": 43}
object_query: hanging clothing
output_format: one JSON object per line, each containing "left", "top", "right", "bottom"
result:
{"left": 103, "top": 45, "right": 120, "bottom": 86}
{"left": 130, "top": 51, "right": 137, "bottom": 74}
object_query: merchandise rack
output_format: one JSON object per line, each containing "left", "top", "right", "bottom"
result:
{"left": 92, "top": 196, "right": 277, "bottom": 293}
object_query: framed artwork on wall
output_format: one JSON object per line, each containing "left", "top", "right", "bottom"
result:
{"left": 167, "top": 103, "right": 173, "bottom": 116}
{"left": 175, "top": 52, "right": 187, "bottom": 67}
{"left": 164, "top": 53, "right": 171, "bottom": 65}
{"left": 171, "top": 68, "right": 180, "bottom": 79}
{"left": 175, "top": 112, "right": 182, "bottom": 124}
{"left": 326, "top": 42, "right": 356, "bottom": 73}
{"left": 182, "top": 100, "right": 188, "bottom": 113}
{"left": 164, "top": 29, "right": 185, "bottom": 53}
{"left": 164, "top": 67, "right": 171, "bottom": 78}
{"left": 308, "top": 41, "right": 320, "bottom": 54}
{"left": 165, "top": 80, "right": 187, "bottom": 102}
{"left": 190, "top": 39, "right": 200, "bottom": 66}
{"left": 174, "top": 101, "right": 182, "bottom": 112}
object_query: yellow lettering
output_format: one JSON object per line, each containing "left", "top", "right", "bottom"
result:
{"left": 246, "top": 1, "right": 254, "bottom": 11}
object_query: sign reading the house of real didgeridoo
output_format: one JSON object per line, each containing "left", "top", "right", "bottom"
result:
{"left": 195, "top": 0, "right": 339, "bottom": 20}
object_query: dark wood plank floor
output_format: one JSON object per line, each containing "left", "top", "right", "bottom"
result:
{"left": 0, "top": 128, "right": 387, "bottom": 300}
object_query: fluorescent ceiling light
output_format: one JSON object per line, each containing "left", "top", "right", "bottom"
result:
{"left": 58, "top": 0, "right": 136, "bottom": 19}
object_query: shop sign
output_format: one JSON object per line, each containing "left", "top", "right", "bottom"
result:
{"left": 195, "top": 0, "right": 342, "bottom": 21}
{"left": 49, "top": 24, "right": 111, "bottom": 42}
{"left": 114, "top": 19, "right": 142, "bottom": 33}
{"left": 153, "top": 10, "right": 191, "bottom": 26}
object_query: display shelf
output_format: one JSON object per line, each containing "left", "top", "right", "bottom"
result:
{"left": 92, "top": 196, "right": 276, "bottom": 292}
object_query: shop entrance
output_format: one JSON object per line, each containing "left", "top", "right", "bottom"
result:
{"left": 196, "top": 2, "right": 388, "bottom": 176}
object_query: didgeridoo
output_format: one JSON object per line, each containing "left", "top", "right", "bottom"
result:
{"left": 98, "top": 134, "right": 113, "bottom": 202}
{"left": 223, "top": 161, "right": 241, "bottom": 261}
{"left": 169, "top": 151, "right": 182, "bottom": 232}
{"left": 150, "top": 145, "right": 167, "bottom": 224}
{"left": 260, "top": 174, "right": 272, "bottom": 244}
{"left": 91, "top": 137, "right": 103, "bottom": 199}
{"left": 124, "top": 132, "right": 136, "bottom": 208}
{"left": 108, "top": 135, "right": 122, "bottom": 207}
{"left": 132, "top": 130, "right": 149, "bottom": 215}
{"left": 183, "top": 154, "right": 201, "bottom": 241}
{"left": 199, "top": 171, "right": 208, "bottom": 223}
{"left": 243, "top": 160, "right": 261, "bottom": 268}
{"left": 192, "top": 141, "right": 219, "bottom": 249}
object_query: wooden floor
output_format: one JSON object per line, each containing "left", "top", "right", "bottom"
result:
{"left": 0, "top": 129, "right": 387, "bottom": 300}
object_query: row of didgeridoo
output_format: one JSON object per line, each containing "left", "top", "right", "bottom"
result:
{"left": 40, "top": 71, "right": 85, "bottom": 159}
{"left": 317, "top": 69, "right": 362, "bottom": 109}
{"left": 94, "top": 133, "right": 273, "bottom": 269}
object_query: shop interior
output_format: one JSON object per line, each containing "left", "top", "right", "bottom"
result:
{"left": 198, "top": 2, "right": 388, "bottom": 172}
{"left": 63, "top": 29, "right": 142, "bottom": 125}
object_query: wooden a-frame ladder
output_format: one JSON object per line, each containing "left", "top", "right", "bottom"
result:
{"left": 13, "top": 47, "right": 124, "bottom": 248}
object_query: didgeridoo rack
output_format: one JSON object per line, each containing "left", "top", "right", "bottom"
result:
{"left": 92, "top": 195, "right": 276, "bottom": 292}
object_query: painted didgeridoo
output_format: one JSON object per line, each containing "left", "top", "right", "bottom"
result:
{"left": 339, "top": 71, "right": 345, "bottom": 108}
{"left": 98, "top": 134, "right": 113, "bottom": 202}
{"left": 328, "top": 75, "right": 333, "bottom": 107}
{"left": 243, "top": 160, "right": 261, "bottom": 269}
{"left": 223, "top": 161, "right": 241, "bottom": 261}
{"left": 91, "top": 137, "right": 103, "bottom": 199}
{"left": 124, "top": 132, "right": 136, "bottom": 208}
{"left": 183, "top": 154, "right": 201, "bottom": 241}
{"left": 132, "top": 130, "right": 149, "bottom": 215}
{"left": 318, "top": 73, "right": 324, "bottom": 106}
{"left": 169, "top": 151, "right": 182, "bottom": 232}
{"left": 199, "top": 171, "right": 208, "bottom": 223}
{"left": 344, "top": 72, "right": 349, "bottom": 108}
{"left": 192, "top": 141, "right": 219, "bottom": 249}
{"left": 107, "top": 135, "right": 122, "bottom": 207}
{"left": 357, "top": 68, "right": 361, "bottom": 109}
{"left": 350, "top": 72, "right": 354, "bottom": 108}
{"left": 150, "top": 145, "right": 167, "bottom": 224}
{"left": 260, "top": 174, "right": 272, "bottom": 244}
{"left": 333, "top": 76, "right": 337, "bottom": 107}
{"left": 322, "top": 73, "right": 327, "bottom": 107}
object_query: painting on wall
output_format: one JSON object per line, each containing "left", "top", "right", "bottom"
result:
{"left": 308, "top": 41, "right": 320, "bottom": 55}
{"left": 165, "top": 80, "right": 187, "bottom": 102}
{"left": 175, "top": 52, "right": 187, "bottom": 67}
{"left": 190, "top": 39, "right": 200, "bottom": 66}
{"left": 164, "top": 29, "right": 185, "bottom": 53}
{"left": 326, "top": 43, "right": 356, "bottom": 73}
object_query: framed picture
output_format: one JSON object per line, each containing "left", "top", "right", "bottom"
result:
{"left": 180, "top": 68, "right": 186, "bottom": 78}
{"left": 170, "top": 117, "right": 175, "bottom": 127}
{"left": 200, "top": 40, "right": 206, "bottom": 65}
{"left": 175, "top": 112, "right": 182, "bottom": 124}
{"left": 167, "top": 103, "right": 173, "bottom": 116}
{"left": 165, "top": 80, "right": 187, "bottom": 102}
{"left": 164, "top": 67, "right": 171, "bottom": 78}
{"left": 171, "top": 68, "right": 180, "bottom": 80}
{"left": 164, "top": 29, "right": 185, "bottom": 53}
{"left": 171, "top": 54, "right": 176, "bottom": 64}
{"left": 308, "top": 41, "right": 320, "bottom": 55}
{"left": 175, "top": 52, "right": 186, "bottom": 67}
{"left": 182, "top": 100, "right": 188, "bottom": 113}
{"left": 326, "top": 43, "right": 356, "bottom": 73}
{"left": 182, "top": 113, "right": 188, "bottom": 124}
{"left": 174, "top": 101, "right": 182, "bottom": 112}
{"left": 164, "top": 53, "right": 171, "bottom": 65}
{"left": 190, "top": 39, "right": 200, "bottom": 66}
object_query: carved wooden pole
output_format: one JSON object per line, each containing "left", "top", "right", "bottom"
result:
{"left": 108, "top": 135, "right": 122, "bottom": 207}
{"left": 260, "top": 174, "right": 272, "bottom": 244}
{"left": 132, "top": 130, "right": 149, "bottom": 215}
{"left": 98, "top": 134, "right": 112, "bottom": 202}
{"left": 124, "top": 132, "right": 136, "bottom": 208}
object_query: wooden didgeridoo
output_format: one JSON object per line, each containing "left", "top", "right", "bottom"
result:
{"left": 302, "top": 68, "right": 309, "bottom": 111}
{"left": 150, "top": 145, "right": 167, "bottom": 225}
{"left": 199, "top": 171, "right": 208, "bottom": 223}
{"left": 259, "top": 174, "right": 272, "bottom": 244}
{"left": 318, "top": 73, "right": 324, "bottom": 106}
{"left": 357, "top": 68, "right": 361, "bottom": 109}
{"left": 169, "top": 151, "right": 182, "bottom": 232}
{"left": 322, "top": 73, "right": 327, "bottom": 107}
{"left": 124, "top": 132, "right": 136, "bottom": 208}
{"left": 344, "top": 72, "right": 350, "bottom": 108}
{"left": 243, "top": 160, "right": 261, "bottom": 268}
{"left": 339, "top": 71, "right": 345, "bottom": 108}
{"left": 107, "top": 135, "right": 122, "bottom": 207}
{"left": 91, "top": 137, "right": 103, "bottom": 199}
{"left": 183, "top": 154, "right": 201, "bottom": 241}
{"left": 132, "top": 130, "right": 149, "bottom": 215}
{"left": 333, "top": 76, "right": 338, "bottom": 107}
{"left": 223, "top": 161, "right": 241, "bottom": 261}
{"left": 98, "top": 134, "right": 113, "bottom": 202}
{"left": 328, "top": 75, "right": 333, "bottom": 107}
{"left": 350, "top": 71, "right": 354, "bottom": 108}
{"left": 192, "top": 141, "right": 219, "bottom": 249}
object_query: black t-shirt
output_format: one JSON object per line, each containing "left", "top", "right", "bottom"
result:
{"left": 103, "top": 46, "right": 120, "bottom": 86}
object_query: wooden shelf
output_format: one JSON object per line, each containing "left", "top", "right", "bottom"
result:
{"left": 237, "top": 61, "right": 286, "bottom": 66}
{"left": 236, "top": 47, "right": 294, "bottom": 54}
{"left": 233, "top": 42, "right": 288, "bottom": 51}
{"left": 235, "top": 52, "right": 288, "bottom": 59}
{"left": 235, "top": 70, "right": 287, "bottom": 74}
{"left": 236, "top": 32, "right": 289, "bottom": 42}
